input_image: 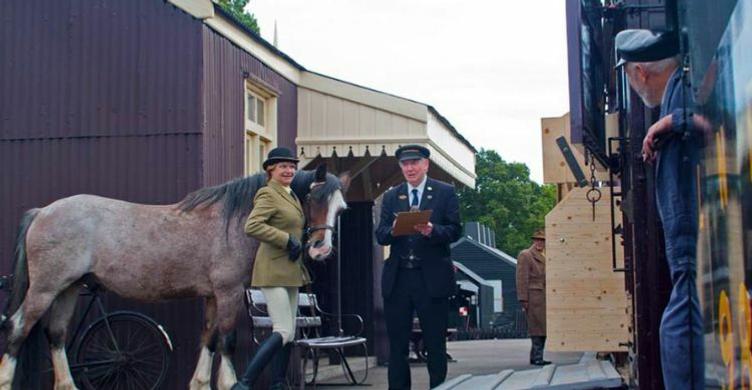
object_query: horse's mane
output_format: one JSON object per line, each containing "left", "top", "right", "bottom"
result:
{"left": 177, "top": 173, "right": 267, "bottom": 225}
{"left": 176, "top": 169, "right": 341, "bottom": 227}
{"left": 291, "top": 170, "right": 341, "bottom": 203}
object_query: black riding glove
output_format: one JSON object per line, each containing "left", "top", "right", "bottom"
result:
{"left": 287, "top": 235, "right": 302, "bottom": 261}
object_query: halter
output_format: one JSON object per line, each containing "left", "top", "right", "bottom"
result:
{"left": 302, "top": 181, "right": 337, "bottom": 237}
{"left": 305, "top": 224, "right": 335, "bottom": 235}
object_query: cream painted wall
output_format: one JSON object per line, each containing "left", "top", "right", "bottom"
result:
{"left": 427, "top": 112, "right": 476, "bottom": 179}
{"left": 297, "top": 87, "right": 427, "bottom": 157}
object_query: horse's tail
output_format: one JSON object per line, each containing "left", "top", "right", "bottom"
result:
{"left": 2, "top": 208, "right": 40, "bottom": 327}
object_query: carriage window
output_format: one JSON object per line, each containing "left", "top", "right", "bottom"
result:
{"left": 244, "top": 82, "right": 277, "bottom": 175}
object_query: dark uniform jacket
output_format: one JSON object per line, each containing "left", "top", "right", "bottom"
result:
{"left": 375, "top": 177, "right": 462, "bottom": 299}
{"left": 516, "top": 244, "right": 546, "bottom": 336}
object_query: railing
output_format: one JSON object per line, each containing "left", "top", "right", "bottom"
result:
{"left": 455, "top": 311, "right": 528, "bottom": 340}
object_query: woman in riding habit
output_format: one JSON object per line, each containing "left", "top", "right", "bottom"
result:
{"left": 233, "top": 147, "right": 311, "bottom": 390}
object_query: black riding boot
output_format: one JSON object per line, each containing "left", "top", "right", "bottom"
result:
{"left": 269, "top": 343, "right": 292, "bottom": 390}
{"left": 231, "top": 332, "right": 284, "bottom": 390}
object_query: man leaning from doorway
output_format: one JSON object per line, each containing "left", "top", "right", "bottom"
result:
{"left": 516, "top": 229, "right": 550, "bottom": 366}
{"left": 376, "top": 144, "right": 462, "bottom": 389}
{"left": 616, "top": 29, "right": 705, "bottom": 389}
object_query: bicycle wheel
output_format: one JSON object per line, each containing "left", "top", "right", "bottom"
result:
{"left": 74, "top": 312, "right": 170, "bottom": 390}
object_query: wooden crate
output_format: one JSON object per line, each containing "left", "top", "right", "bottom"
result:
{"left": 545, "top": 187, "right": 630, "bottom": 352}
{"left": 541, "top": 113, "right": 618, "bottom": 192}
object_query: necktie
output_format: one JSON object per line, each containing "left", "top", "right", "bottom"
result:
{"left": 411, "top": 189, "right": 419, "bottom": 208}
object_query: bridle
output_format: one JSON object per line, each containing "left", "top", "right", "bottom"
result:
{"left": 301, "top": 182, "right": 336, "bottom": 239}
{"left": 305, "top": 224, "right": 336, "bottom": 235}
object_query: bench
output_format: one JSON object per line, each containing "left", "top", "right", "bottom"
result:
{"left": 245, "top": 289, "right": 369, "bottom": 388}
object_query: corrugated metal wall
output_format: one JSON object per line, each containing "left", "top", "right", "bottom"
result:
{"left": 201, "top": 25, "right": 298, "bottom": 185}
{"left": 200, "top": 20, "right": 299, "bottom": 382}
{"left": 0, "top": 0, "right": 207, "bottom": 388}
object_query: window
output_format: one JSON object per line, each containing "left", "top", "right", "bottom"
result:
{"left": 490, "top": 280, "right": 503, "bottom": 312}
{"left": 244, "top": 83, "right": 277, "bottom": 175}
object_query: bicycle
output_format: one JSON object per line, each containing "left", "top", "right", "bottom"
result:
{"left": 0, "top": 276, "right": 173, "bottom": 390}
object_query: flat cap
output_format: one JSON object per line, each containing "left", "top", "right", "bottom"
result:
{"left": 615, "top": 29, "right": 679, "bottom": 68}
{"left": 395, "top": 144, "right": 430, "bottom": 161}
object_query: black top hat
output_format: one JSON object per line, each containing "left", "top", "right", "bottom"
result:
{"left": 263, "top": 147, "right": 299, "bottom": 169}
{"left": 615, "top": 29, "right": 679, "bottom": 68}
{"left": 395, "top": 144, "right": 430, "bottom": 162}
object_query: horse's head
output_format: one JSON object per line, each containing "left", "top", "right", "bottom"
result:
{"left": 301, "top": 165, "right": 350, "bottom": 261}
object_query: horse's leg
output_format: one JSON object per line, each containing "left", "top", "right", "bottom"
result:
{"left": 189, "top": 297, "right": 217, "bottom": 390}
{"left": 0, "top": 310, "right": 25, "bottom": 390}
{"left": 0, "top": 287, "right": 60, "bottom": 390}
{"left": 215, "top": 291, "right": 242, "bottom": 390}
{"left": 43, "top": 284, "right": 80, "bottom": 390}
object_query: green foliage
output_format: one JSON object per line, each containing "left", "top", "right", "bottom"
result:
{"left": 218, "top": 0, "right": 260, "bottom": 34}
{"left": 458, "top": 149, "right": 556, "bottom": 256}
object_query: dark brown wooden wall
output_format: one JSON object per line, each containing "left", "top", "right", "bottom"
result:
{"left": 1, "top": 0, "right": 299, "bottom": 387}
{"left": 201, "top": 25, "right": 298, "bottom": 185}
{"left": 199, "top": 17, "right": 299, "bottom": 381}
{"left": 0, "top": 0, "right": 207, "bottom": 387}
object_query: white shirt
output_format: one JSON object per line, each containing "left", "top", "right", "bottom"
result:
{"left": 407, "top": 175, "right": 427, "bottom": 208}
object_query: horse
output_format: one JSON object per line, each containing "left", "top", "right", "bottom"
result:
{"left": 0, "top": 164, "right": 349, "bottom": 390}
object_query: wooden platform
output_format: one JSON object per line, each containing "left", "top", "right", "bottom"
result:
{"left": 434, "top": 353, "right": 623, "bottom": 390}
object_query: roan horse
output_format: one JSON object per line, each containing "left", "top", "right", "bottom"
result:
{"left": 0, "top": 164, "right": 349, "bottom": 390}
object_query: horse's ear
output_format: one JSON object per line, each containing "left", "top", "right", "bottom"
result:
{"left": 338, "top": 171, "right": 351, "bottom": 193}
{"left": 314, "top": 164, "right": 327, "bottom": 183}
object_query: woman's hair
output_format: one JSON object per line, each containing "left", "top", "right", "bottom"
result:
{"left": 265, "top": 163, "right": 276, "bottom": 180}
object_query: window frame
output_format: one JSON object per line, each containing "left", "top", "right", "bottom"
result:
{"left": 244, "top": 81, "right": 278, "bottom": 175}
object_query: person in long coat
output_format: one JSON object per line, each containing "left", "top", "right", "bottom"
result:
{"left": 516, "top": 229, "right": 550, "bottom": 366}
{"left": 232, "top": 147, "right": 310, "bottom": 390}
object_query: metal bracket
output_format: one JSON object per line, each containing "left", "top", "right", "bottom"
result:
{"left": 608, "top": 136, "right": 629, "bottom": 273}
{"left": 555, "top": 136, "right": 589, "bottom": 188}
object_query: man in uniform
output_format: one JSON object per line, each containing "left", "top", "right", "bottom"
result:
{"left": 376, "top": 144, "right": 462, "bottom": 389}
{"left": 516, "top": 229, "right": 550, "bottom": 366}
{"left": 616, "top": 29, "right": 704, "bottom": 388}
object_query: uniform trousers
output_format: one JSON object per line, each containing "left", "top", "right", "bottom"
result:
{"left": 384, "top": 268, "right": 449, "bottom": 389}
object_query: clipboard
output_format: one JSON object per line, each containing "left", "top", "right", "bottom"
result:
{"left": 392, "top": 210, "right": 433, "bottom": 236}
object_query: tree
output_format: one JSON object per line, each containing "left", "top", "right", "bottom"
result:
{"left": 458, "top": 149, "right": 556, "bottom": 256}
{"left": 218, "top": 0, "right": 260, "bottom": 34}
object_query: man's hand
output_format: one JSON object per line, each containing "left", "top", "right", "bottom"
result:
{"left": 414, "top": 222, "right": 433, "bottom": 237}
{"left": 521, "top": 301, "right": 529, "bottom": 311}
{"left": 642, "top": 114, "right": 673, "bottom": 163}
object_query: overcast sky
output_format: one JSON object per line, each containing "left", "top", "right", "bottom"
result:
{"left": 250, "top": 0, "right": 570, "bottom": 183}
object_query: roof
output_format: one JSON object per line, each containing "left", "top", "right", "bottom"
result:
{"left": 212, "top": 4, "right": 307, "bottom": 71}
{"left": 427, "top": 106, "right": 477, "bottom": 153}
{"left": 452, "top": 237, "right": 517, "bottom": 267}
{"left": 302, "top": 71, "right": 477, "bottom": 153}
{"left": 453, "top": 261, "right": 494, "bottom": 287}
{"left": 451, "top": 237, "right": 518, "bottom": 283}
{"left": 210, "top": 3, "right": 476, "bottom": 154}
